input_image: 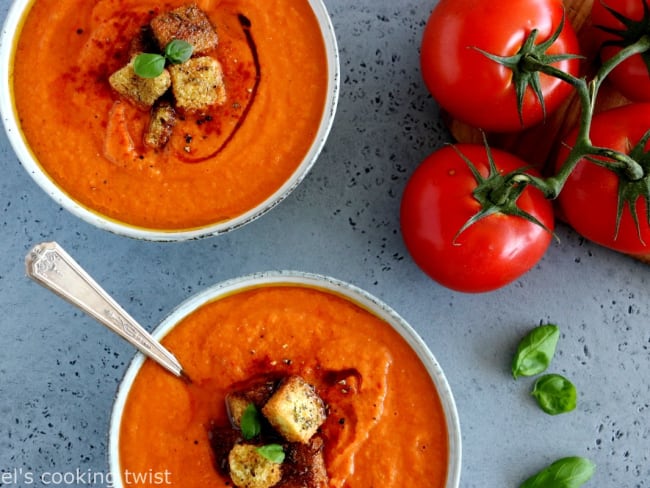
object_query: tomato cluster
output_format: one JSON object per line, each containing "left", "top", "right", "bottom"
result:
{"left": 401, "top": 0, "right": 650, "bottom": 293}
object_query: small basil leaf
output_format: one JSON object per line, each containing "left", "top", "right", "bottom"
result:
{"left": 256, "top": 444, "right": 285, "bottom": 464}
{"left": 165, "top": 39, "right": 194, "bottom": 64}
{"left": 240, "top": 403, "right": 261, "bottom": 440}
{"left": 531, "top": 373, "right": 577, "bottom": 415}
{"left": 133, "top": 53, "right": 166, "bottom": 78}
{"left": 512, "top": 324, "right": 560, "bottom": 379}
{"left": 520, "top": 456, "right": 595, "bottom": 488}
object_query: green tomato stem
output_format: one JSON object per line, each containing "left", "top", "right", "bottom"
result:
{"left": 591, "top": 35, "right": 650, "bottom": 101}
{"left": 513, "top": 36, "right": 650, "bottom": 199}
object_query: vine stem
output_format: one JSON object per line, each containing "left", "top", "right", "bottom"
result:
{"left": 508, "top": 35, "right": 650, "bottom": 200}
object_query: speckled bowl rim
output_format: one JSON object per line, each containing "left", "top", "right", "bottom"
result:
{"left": 108, "top": 271, "right": 462, "bottom": 488}
{"left": 0, "top": 0, "right": 340, "bottom": 241}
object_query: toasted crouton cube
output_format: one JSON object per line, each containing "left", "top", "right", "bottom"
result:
{"left": 281, "top": 436, "right": 329, "bottom": 488}
{"left": 228, "top": 444, "right": 282, "bottom": 488}
{"left": 109, "top": 59, "right": 171, "bottom": 108}
{"left": 262, "top": 376, "right": 326, "bottom": 444}
{"left": 150, "top": 4, "right": 219, "bottom": 54}
{"left": 208, "top": 425, "right": 242, "bottom": 474}
{"left": 227, "top": 395, "right": 252, "bottom": 429}
{"left": 227, "top": 381, "right": 277, "bottom": 428}
{"left": 128, "top": 25, "right": 158, "bottom": 59}
{"left": 144, "top": 101, "right": 176, "bottom": 149}
{"left": 169, "top": 56, "right": 226, "bottom": 111}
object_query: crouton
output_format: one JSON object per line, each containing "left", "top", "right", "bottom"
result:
{"left": 208, "top": 425, "right": 242, "bottom": 475}
{"left": 228, "top": 444, "right": 283, "bottom": 488}
{"left": 109, "top": 58, "right": 171, "bottom": 108}
{"left": 262, "top": 376, "right": 326, "bottom": 444}
{"left": 226, "top": 380, "right": 277, "bottom": 428}
{"left": 279, "top": 436, "right": 329, "bottom": 488}
{"left": 128, "top": 25, "right": 158, "bottom": 59}
{"left": 227, "top": 395, "right": 254, "bottom": 430}
{"left": 144, "top": 101, "right": 176, "bottom": 149}
{"left": 150, "top": 4, "right": 219, "bottom": 54}
{"left": 169, "top": 56, "right": 226, "bottom": 111}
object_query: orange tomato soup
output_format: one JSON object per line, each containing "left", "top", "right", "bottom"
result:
{"left": 118, "top": 285, "right": 450, "bottom": 487}
{"left": 13, "top": 0, "right": 328, "bottom": 230}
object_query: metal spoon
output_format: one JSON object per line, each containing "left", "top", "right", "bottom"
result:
{"left": 25, "top": 241, "right": 189, "bottom": 381}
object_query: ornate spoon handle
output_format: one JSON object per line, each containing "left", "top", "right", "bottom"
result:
{"left": 25, "top": 242, "right": 186, "bottom": 379}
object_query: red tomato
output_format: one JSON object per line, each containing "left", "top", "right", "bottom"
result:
{"left": 556, "top": 103, "right": 650, "bottom": 254}
{"left": 400, "top": 144, "right": 554, "bottom": 293}
{"left": 420, "top": 0, "right": 580, "bottom": 132}
{"left": 591, "top": 0, "right": 650, "bottom": 102}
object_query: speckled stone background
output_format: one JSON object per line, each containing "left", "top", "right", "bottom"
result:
{"left": 1, "top": 0, "right": 649, "bottom": 487}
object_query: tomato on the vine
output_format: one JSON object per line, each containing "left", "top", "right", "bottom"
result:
{"left": 556, "top": 103, "right": 650, "bottom": 255}
{"left": 400, "top": 144, "right": 554, "bottom": 293}
{"left": 591, "top": 0, "right": 650, "bottom": 102}
{"left": 420, "top": 0, "right": 580, "bottom": 132}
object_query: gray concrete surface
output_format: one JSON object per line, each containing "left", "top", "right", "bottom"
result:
{"left": 1, "top": 0, "right": 648, "bottom": 487}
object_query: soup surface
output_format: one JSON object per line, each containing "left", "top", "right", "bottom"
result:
{"left": 118, "top": 285, "right": 450, "bottom": 487}
{"left": 13, "top": 0, "right": 327, "bottom": 230}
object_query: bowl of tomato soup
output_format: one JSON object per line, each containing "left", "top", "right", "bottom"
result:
{"left": 108, "top": 272, "right": 462, "bottom": 487}
{"left": 0, "top": 0, "right": 339, "bottom": 240}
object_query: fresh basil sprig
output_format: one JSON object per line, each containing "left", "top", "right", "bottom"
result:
{"left": 512, "top": 324, "right": 560, "bottom": 379}
{"left": 165, "top": 39, "right": 194, "bottom": 64}
{"left": 133, "top": 53, "right": 167, "bottom": 79}
{"left": 531, "top": 373, "right": 577, "bottom": 415}
{"left": 256, "top": 444, "right": 285, "bottom": 464}
{"left": 240, "top": 403, "right": 262, "bottom": 440}
{"left": 133, "top": 39, "right": 194, "bottom": 78}
{"left": 520, "top": 456, "right": 595, "bottom": 488}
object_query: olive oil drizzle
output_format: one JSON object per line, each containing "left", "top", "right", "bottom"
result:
{"left": 180, "top": 13, "right": 260, "bottom": 163}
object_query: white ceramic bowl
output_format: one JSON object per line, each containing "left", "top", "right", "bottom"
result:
{"left": 0, "top": 0, "right": 339, "bottom": 241}
{"left": 108, "top": 271, "right": 462, "bottom": 488}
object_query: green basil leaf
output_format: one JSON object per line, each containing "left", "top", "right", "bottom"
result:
{"left": 520, "top": 456, "right": 595, "bottom": 488}
{"left": 531, "top": 373, "right": 577, "bottom": 415}
{"left": 133, "top": 53, "right": 166, "bottom": 78}
{"left": 165, "top": 39, "right": 194, "bottom": 64}
{"left": 240, "top": 403, "right": 261, "bottom": 440}
{"left": 512, "top": 324, "right": 560, "bottom": 379}
{"left": 256, "top": 444, "right": 285, "bottom": 464}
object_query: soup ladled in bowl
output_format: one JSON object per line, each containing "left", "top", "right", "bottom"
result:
{"left": 109, "top": 272, "right": 462, "bottom": 488}
{"left": 0, "top": 0, "right": 339, "bottom": 240}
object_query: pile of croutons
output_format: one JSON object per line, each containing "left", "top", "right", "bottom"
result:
{"left": 212, "top": 375, "right": 330, "bottom": 488}
{"left": 108, "top": 4, "right": 227, "bottom": 149}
